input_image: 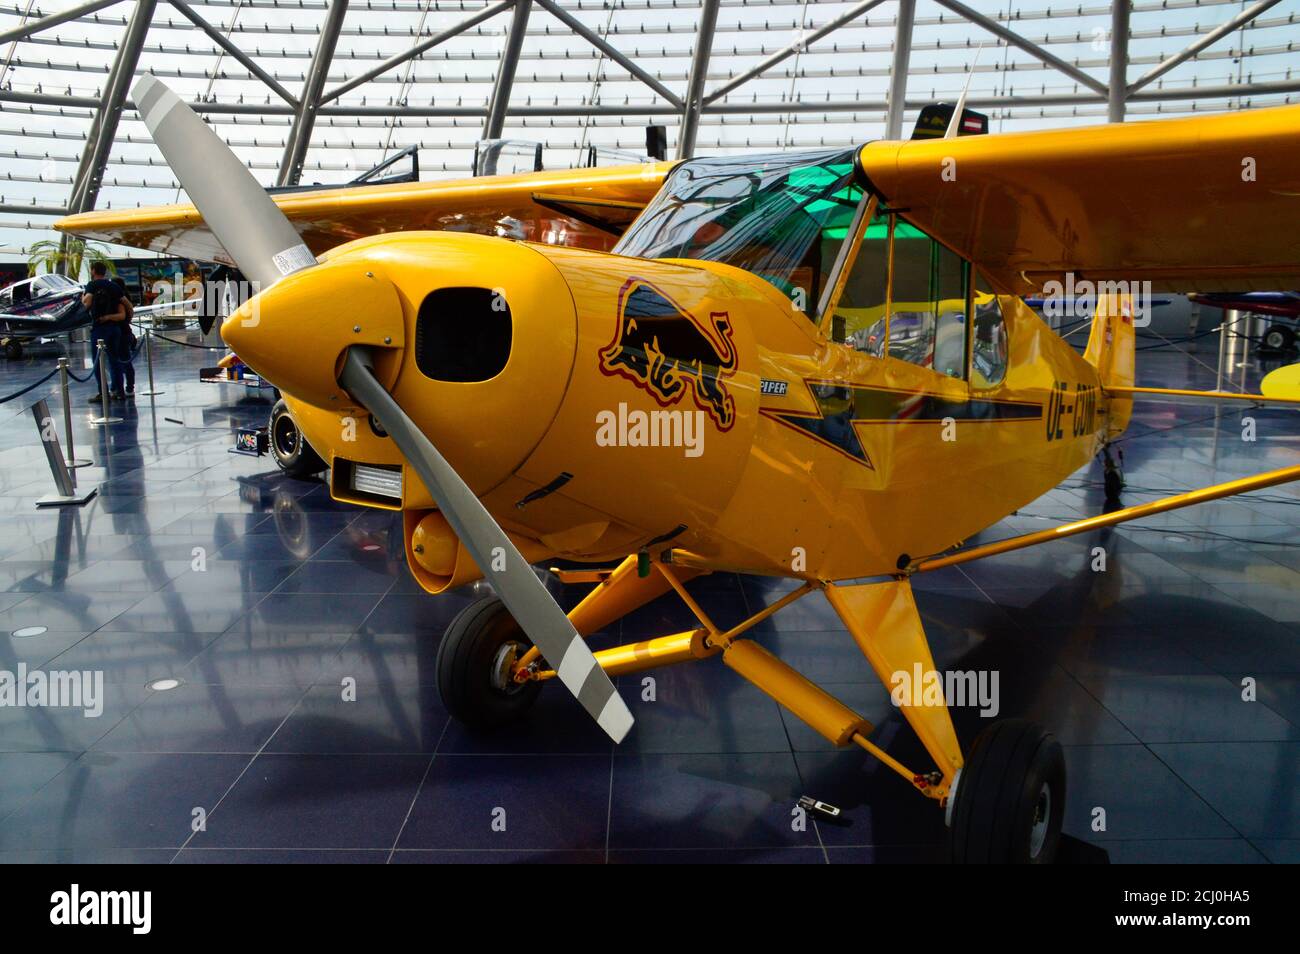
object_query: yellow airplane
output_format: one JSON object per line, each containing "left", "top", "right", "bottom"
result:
{"left": 59, "top": 76, "right": 1300, "bottom": 863}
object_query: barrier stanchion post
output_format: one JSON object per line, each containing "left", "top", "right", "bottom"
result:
{"left": 89, "top": 339, "right": 122, "bottom": 426}
{"left": 58, "top": 357, "right": 92, "bottom": 469}
{"left": 1217, "top": 309, "right": 1234, "bottom": 391}
{"left": 33, "top": 397, "right": 96, "bottom": 508}
{"left": 138, "top": 328, "right": 163, "bottom": 397}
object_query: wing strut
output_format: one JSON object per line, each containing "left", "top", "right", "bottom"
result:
{"left": 909, "top": 462, "right": 1300, "bottom": 573}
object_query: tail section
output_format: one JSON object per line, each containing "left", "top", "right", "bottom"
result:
{"left": 1084, "top": 292, "right": 1136, "bottom": 439}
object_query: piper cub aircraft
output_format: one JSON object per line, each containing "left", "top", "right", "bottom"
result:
{"left": 59, "top": 76, "right": 1300, "bottom": 863}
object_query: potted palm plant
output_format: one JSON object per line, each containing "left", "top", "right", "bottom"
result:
{"left": 26, "top": 238, "right": 115, "bottom": 281}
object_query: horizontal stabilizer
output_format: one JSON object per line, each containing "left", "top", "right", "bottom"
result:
{"left": 1104, "top": 385, "right": 1300, "bottom": 410}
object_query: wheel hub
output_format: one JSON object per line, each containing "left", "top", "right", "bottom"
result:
{"left": 490, "top": 641, "right": 528, "bottom": 696}
{"left": 274, "top": 417, "right": 298, "bottom": 455}
{"left": 1028, "top": 782, "right": 1051, "bottom": 859}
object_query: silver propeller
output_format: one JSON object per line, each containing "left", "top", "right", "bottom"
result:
{"left": 339, "top": 350, "right": 635, "bottom": 742}
{"left": 135, "top": 75, "right": 634, "bottom": 742}
{"left": 132, "top": 74, "right": 316, "bottom": 291}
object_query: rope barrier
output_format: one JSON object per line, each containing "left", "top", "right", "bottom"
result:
{"left": 126, "top": 331, "right": 146, "bottom": 358}
{"left": 0, "top": 366, "right": 59, "bottom": 405}
{"left": 146, "top": 329, "right": 227, "bottom": 351}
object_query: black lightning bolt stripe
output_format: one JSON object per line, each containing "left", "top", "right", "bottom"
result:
{"left": 764, "top": 382, "right": 1042, "bottom": 469}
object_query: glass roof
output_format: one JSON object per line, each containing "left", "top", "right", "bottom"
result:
{"left": 2, "top": 0, "right": 1298, "bottom": 265}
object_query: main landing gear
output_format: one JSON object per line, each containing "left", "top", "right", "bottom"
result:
{"left": 1261, "top": 323, "right": 1294, "bottom": 353}
{"left": 432, "top": 555, "right": 1067, "bottom": 863}
{"left": 947, "top": 719, "right": 1066, "bottom": 863}
{"left": 436, "top": 596, "right": 541, "bottom": 729}
{"left": 269, "top": 399, "right": 327, "bottom": 478}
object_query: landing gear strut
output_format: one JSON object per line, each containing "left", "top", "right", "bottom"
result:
{"left": 433, "top": 561, "right": 1074, "bottom": 864}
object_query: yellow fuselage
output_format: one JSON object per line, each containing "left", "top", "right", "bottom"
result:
{"left": 233, "top": 229, "right": 1115, "bottom": 585}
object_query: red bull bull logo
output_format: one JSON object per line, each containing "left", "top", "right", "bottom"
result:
{"left": 598, "top": 278, "right": 738, "bottom": 431}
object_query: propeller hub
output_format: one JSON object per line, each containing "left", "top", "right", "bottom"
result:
{"left": 222, "top": 260, "right": 405, "bottom": 409}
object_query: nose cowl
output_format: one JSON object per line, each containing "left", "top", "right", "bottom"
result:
{"left": 225, "top": 231, "right": 580, "bottom": 507}
{"left": 222, "top": 260, "right": 405, "bottom": 407}
{"left": 378, "top": 234, "right": 579, "bottom": 499}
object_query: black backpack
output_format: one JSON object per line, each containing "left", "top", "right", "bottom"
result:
{"left": 91, "top": 282, "right": 120, "bottom": 318}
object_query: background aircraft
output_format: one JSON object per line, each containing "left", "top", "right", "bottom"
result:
{"left": 0, "top": 273, "right": 86, "bottom": 358}
{"left": 1189, "top": 290, "right": 1300, "bottom": 351}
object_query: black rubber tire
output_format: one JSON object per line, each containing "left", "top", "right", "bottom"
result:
{"left": 4, "top": 340, "right": 22, "bottom": 360}
{"left": 949, "top": 719, "right": 1066, "bottom": 864}
{"left": 269, "top": 399, "right": 326, "bottom": 478}
{"left": 436, "top": 596, "right": 542, "bottom": 730}
{"left": 1262, "top": 324, "right": 1294, "bottom": 352}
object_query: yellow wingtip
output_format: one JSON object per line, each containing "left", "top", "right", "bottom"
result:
{"left": 1261, "top": 362, "right": 1300, "bottom": 400}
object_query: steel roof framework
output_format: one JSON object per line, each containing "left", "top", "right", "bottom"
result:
{"left": 0, "top": 0, "right": 1298, "bottom": 255}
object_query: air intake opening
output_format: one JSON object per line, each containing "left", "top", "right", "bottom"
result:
{"left": 415, "top": 287, "right": 512, "bottom": 382}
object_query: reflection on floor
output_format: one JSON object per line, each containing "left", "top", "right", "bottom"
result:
{"left": 0, "top": 333, "right": 1296, "bottom": 863}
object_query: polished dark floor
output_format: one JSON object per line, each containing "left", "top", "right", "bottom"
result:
{"left": 0, "top": 332, "right": 1296, "bottom": 864}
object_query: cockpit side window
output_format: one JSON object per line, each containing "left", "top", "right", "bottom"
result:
{"left": 830, "top": 206, "right": 890, "bottom": 354}
{"left": 614, "top": 149, "right": 864, "bottom": 322}
{"left": 828, "top": 207, "right": 994, "bottom": 382}
{"left": 971, "top": 270, "right": 1008, "bottom": 388}
{"left": 887, "top": 221, "right": 966, "bottom": 372}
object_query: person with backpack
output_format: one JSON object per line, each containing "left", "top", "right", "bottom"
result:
{"left": 81, "top": 261, "right": 126, "bottom": 403}
{"left": 111, "top": 275, "right": 138, "bottom": 397}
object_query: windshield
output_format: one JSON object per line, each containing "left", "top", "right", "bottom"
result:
{"left": 34, "top": 274, "right": 78, "bottom": 294}
{"left": 614, "top": 148, "right": 863, "bottom": 318}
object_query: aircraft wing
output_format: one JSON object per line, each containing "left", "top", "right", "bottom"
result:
{"left": 0, "top": 298, "right": 87, "bottom": 338}
{"left": 131, "top": 298, "right": 204, "bottom": 323}
{"left": 55, "top": 162, "right": 674, "bottom": 265}
{"left": 859, "top": 104, "right": 1300, "bottom": 295}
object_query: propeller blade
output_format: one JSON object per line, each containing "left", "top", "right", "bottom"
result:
{"left": 338, "top": 348, "right": 635, "bottom": 743}
{"left": 132, "top": 74, "right": 316, "bottom": 291}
